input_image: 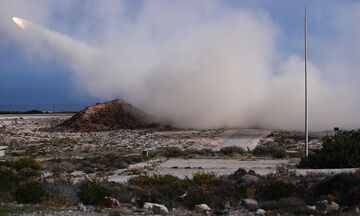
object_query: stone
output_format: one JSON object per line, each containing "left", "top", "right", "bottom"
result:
{"left": 77, "top": 203, "right": 86, "bottom": 211}
{"left": 194, "top": 204, "right": 211, "bottom": 213}
{"left": 143, "top": 202, "right": 169, "bottom": 215}
{"left": 241, "top": 199, "right": 258, "bottom": 210}
{"left": 307, "top": 205, "right": 316, "bottom": 211}
{"left": 315, "top": 200, "right": 339, "bottom": 213}
{"left": 240, "top": 174, "right": 259, "bottom": 185}
{"left": 255, "top": 208, "right": 266, "bottom": 216}
{"left": 220, "top": 201, "right": 230, "bottom": 210}
{"left": 103, "top": 197, "right": 122, "bottom": 208}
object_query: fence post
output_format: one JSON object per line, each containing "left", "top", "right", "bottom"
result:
{"left": 53, "top": 104, "right": 56, "bottom": 113}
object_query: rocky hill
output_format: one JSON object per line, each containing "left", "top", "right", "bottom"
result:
{"left": 57, "top": 99, "right": 155, "bottom": 132}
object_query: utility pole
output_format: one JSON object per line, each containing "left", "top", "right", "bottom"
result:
{"left": 304, "top": 5, "right": 309, "bottom": 157}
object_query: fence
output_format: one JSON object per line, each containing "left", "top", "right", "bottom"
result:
{"left": 0, "top": 103, "right": 92, "bottom": 112}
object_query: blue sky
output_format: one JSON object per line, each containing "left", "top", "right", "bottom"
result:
{"left": 0, "top": 0, "right": 358, "bottom": 107}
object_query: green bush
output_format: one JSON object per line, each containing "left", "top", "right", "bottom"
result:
{"left": 253, "top": 142, "right": 287, "bottom": 158}
{"left": 15, "top": 181, "right": 48, "bottom": 204}
{"left": 184, "top": 190, "right": 212, "bottom": 209}
{"left": 259, "top": 197, "right": 313, "bottom": 215}
{"left": 129, "top": 174, "right": 180, "bottom": 188}
{"left": 192, "top": 172, "right": 217, "bottom": 185}
{"left": 309, "top": 172, "right": 360, "bottom": 206}
{"left": 0, "top": 168, "right": 18, "bottom": 192}
{"left": 150, "top": 147, "right": 187, "bottom": 158}
{"left": 0, "top": 157, "right": 43, "bottom": 170}
{"left": 220, "top": 146, "right": 245, "bottom": 156}
{"left": 300, "top": 130, "right": 360, "bottom": 168}
{"left": 77, "top": 176, "right": 110, "bottom": 205}
{"left": 257, "top": 180, "right": 304, "bottom": 201}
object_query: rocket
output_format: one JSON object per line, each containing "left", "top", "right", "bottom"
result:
{"left": 11, "top": 17, "right": 96, "bottom": 61}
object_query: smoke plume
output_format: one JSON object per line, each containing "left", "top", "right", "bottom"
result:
{"left": 2, "top": 0, "right": 360, "bottom": 130}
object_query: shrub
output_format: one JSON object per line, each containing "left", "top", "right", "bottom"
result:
{"left": 257, "top": 180, "right": 304, "bottom": 201}
{"left": 77, "top": 176, "right": 110, "bottom": 205}
{"left": 184, "top": 190, "right": 212, "bottom": 209}
{"left": 150, "top": 147, "right": 187, "bottom": 158}
{"left": 246, "top": 186, "right": 256, "bottom": 199}
{"left": 220, "top": 146, "right": 245, "bottom": 156}
{"left": 0, "top": 157, "right": 44, "bottom": 170}
{"left": 129, "top": 174, "right": 186, "bottom": 208}
{"left": 0, "top": 168, "right": 18, "bottom": 192}
{"left": 259, "top": 197, "right": 312, "bottom": 215}
{"left": 253, "top": 142, "right": 287, "bottom": 158}
{"left": 192, "top": 172, "right": 217, "bottom": 185}
{"left": 300, "top": 130, "right": 360, "bottom": 168}
{"left": 43, "top": 195, "right": 71, "bottom": 207}
{"left": 15, "top": 181, "right": 48, "bottom": 204}
{"left": 309, "top": 172, "right": 360, "bottom": 206}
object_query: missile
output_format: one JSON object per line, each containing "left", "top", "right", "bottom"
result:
{"left": 11, "top": 16, "right": 97, "bottom": 62}
{"left": 12, "top": 17, "right": 27, "bottom": 29}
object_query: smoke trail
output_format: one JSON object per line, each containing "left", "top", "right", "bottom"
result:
{"left": 6, "top": 1, "right": 360, "bottom": 131}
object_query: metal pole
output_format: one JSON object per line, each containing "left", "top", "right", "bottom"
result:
{"left": 304, "top": 5, "right": 309, "bottom": 158}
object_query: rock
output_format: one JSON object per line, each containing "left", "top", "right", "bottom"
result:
{"left": 255, "top": 208, "right": 266, "bottom": 216}
{"left": 307, "top": 205, "right": 316, "bottom": 211}
{"left": 194, "top": 204, "right": 211, "bottom": 213}
{"left": 329, "top": 202, "right": 339, "bottom": 211}
{"left": 220, "top": 201, "right": 230, "bottom": 210}
{"left": 77, "top": 203, "right": 86, "bottom": 211}
{"left": 240, "top": 174, "right": 259, "bottom": 185}
{"left": 103, "top": 197, "right": 122, "bottom": 208}
{"left": 153, "top": 205, "right": 168, "bottom": 215}
{"left": 315, "top": 200, "right": 339, "bottom": 213}
{"left": 143, "top": 202, "right": 169, "bottom": 214}
{"left": 241, "top": 199, "right": 258, "bottom": 210}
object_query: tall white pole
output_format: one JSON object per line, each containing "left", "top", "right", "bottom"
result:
{"left": 304, "top": 5, "right": 309, "bottom": 157}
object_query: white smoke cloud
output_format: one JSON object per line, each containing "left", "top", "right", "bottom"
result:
{"left": 1, "top": 0, "right": 360, "bottom": 131}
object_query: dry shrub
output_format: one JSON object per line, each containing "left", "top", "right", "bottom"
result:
{"left": 246, "top": 186, "right": 256, "bottom": 199}
{"left": 327, "top": 194, "right": 334, "bottom": 205}
{"left": 127, "top": 166, "right": 144, "bottom": 175}
{"left": 43, "top": 195, "right": 71, "bottom": 207}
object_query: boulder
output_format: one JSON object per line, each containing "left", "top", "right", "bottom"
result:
{"left": 103, "top": 197, "right": 121, "bottom": 208}
{"left": 315, "top": 200, "right": 339, "bottom": 213}
{"left": 240, "top": 174, "right": 259, "bottom": 185}
{"left": 355, "top": 206, "right": 360, "bottom": 214}
{"left": 241, "top": 199, "right": 258, "bottom": 210}
{"left": 77, "top": 203, "right": 86, "bottom": 211}
{"left": 143, "top": 202, "right": 169, "bottom": 215}
{"left": 307, "top": 205, "right": 316, "bottom": 211}
{"left": 194, "top": 204, "right": 211, "bottom": 213}
{"left": 220, "top": 201, "right": 230, "bottom": 211}
{"left": 255, "top": 208, "right": 266, "bottom": 216}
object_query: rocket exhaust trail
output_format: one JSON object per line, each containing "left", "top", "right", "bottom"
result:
{"left": 11, "top": 17, "right": 96, "bottom": 62}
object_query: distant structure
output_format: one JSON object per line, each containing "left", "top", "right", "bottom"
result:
{"left": 304, "top": 5, "right": 309, "bottom": 158}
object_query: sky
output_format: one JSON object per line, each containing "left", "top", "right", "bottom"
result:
{"left": 0, "top": 0, "right": 360, "bottom": 130}
{"left": 0, "top": 0, "right": 341, "bottom": 104}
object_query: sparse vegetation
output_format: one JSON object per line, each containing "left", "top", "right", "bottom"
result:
{"left": 253, "top": 141, "right": 287, "bottom": 158}
{"left": 15, "top": 181, "right": 48, "bottom": 204}
{"left": 257, "top": 180, "right": 304, "bottom": 201}
{"left": 149, "top": 146, "right": 246, "bottom": 159}
{"left": 77, "top": 176, "right": 110, "bottom": 205}
{"left": 220, "top": 146, "right": 245, "bottom": 156}
{"left": 300, "top": 130, "right": 360, "bottom": 168}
